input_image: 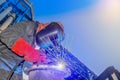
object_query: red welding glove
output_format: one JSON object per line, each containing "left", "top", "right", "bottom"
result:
{"left": 12, "top": 38, "right": 46, "bottom": 63}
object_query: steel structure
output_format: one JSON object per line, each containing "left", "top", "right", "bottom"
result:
{"left": 44, "top": 43, "right": 97, "bottom": 80}
{"left": 0, "top": 0, "right": 34, "bottom": 25}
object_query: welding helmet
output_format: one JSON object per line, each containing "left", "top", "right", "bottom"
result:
{"left": 36, "top": 22, "right": 65, "bottom": 49}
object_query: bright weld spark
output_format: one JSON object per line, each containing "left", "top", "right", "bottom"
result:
{"left": 56, "top": 62, "right": 65, "bottom": 70}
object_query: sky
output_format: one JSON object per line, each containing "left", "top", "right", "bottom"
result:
{"left": 31, "top": 0, "right": 120, "bottom": 75}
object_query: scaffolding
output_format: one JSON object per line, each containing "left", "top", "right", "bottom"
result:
{"left": 0, "top": 0, "right": 34, "bottom": 27}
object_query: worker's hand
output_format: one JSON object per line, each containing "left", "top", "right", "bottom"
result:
{"left": 24, "top": 49, "right": 46, "bottom": 63}
{"left": 12, "top": 38, "right": 46, "bottom": 63}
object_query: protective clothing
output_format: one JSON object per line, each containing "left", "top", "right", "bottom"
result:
{"left": 0, "top": 21, "right": 44, "bottom": 80}
{"left": 0, "top": 21, "right": 64, "bottom": 80}
{"left": 36, "top": 22, "right": 65, "bottom": 48}
{"left": 12, "top": 37, "right": 46, "bottom": 62}
{"left": 0, "top": 21, "right": 46, "bottom": 63}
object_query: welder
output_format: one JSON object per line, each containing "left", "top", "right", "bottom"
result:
{"left": 0, "top": 21, "right": 64, "bottom": 80}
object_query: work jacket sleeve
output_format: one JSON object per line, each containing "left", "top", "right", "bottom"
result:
{"left": 0, "top": 21, "right": 46, "bottom": 63}
{"left": 0, "top": 21, "right": 38, "bottom": 49}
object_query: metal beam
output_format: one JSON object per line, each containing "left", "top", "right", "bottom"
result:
{"left": 9, "top": 2, "right": 32, "bottom": 20}
{"left": 0, "top": 7, "right": 12, "bottom": 21}
{"left": 0, "top": 0, "right": 6, "bottom": 5}
{"left": 0, "top": 13, "right": 16, "bottom": 33}
{"left": 24, "top": 0, "right": 34, "bottom": 20}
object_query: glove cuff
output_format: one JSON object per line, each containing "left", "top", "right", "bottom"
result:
{"left": 12, "top": 37, "right": 32, "bottom": 56}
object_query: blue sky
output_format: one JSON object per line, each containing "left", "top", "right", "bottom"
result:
{"left": 31, "top": 0, "right": 120, "bottom": 75}
{"left": 31, "top": 0, "right": 97, "bottom": 16}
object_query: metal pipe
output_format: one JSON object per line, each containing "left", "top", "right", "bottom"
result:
{"left": 111, "top": 73, "right": 118, "bottom": 80}
{"left": 0, "top": 6, "right": 12, "bottom": 21}
{"left": 0, "top": 0, "right": 6, "bottom": 5}
{"left": 0, "top": 13, "right": 16, "bottom": 33}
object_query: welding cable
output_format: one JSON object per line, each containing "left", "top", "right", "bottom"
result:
{"left": 7, "top": 59, "right": 24, "bottom": 80}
